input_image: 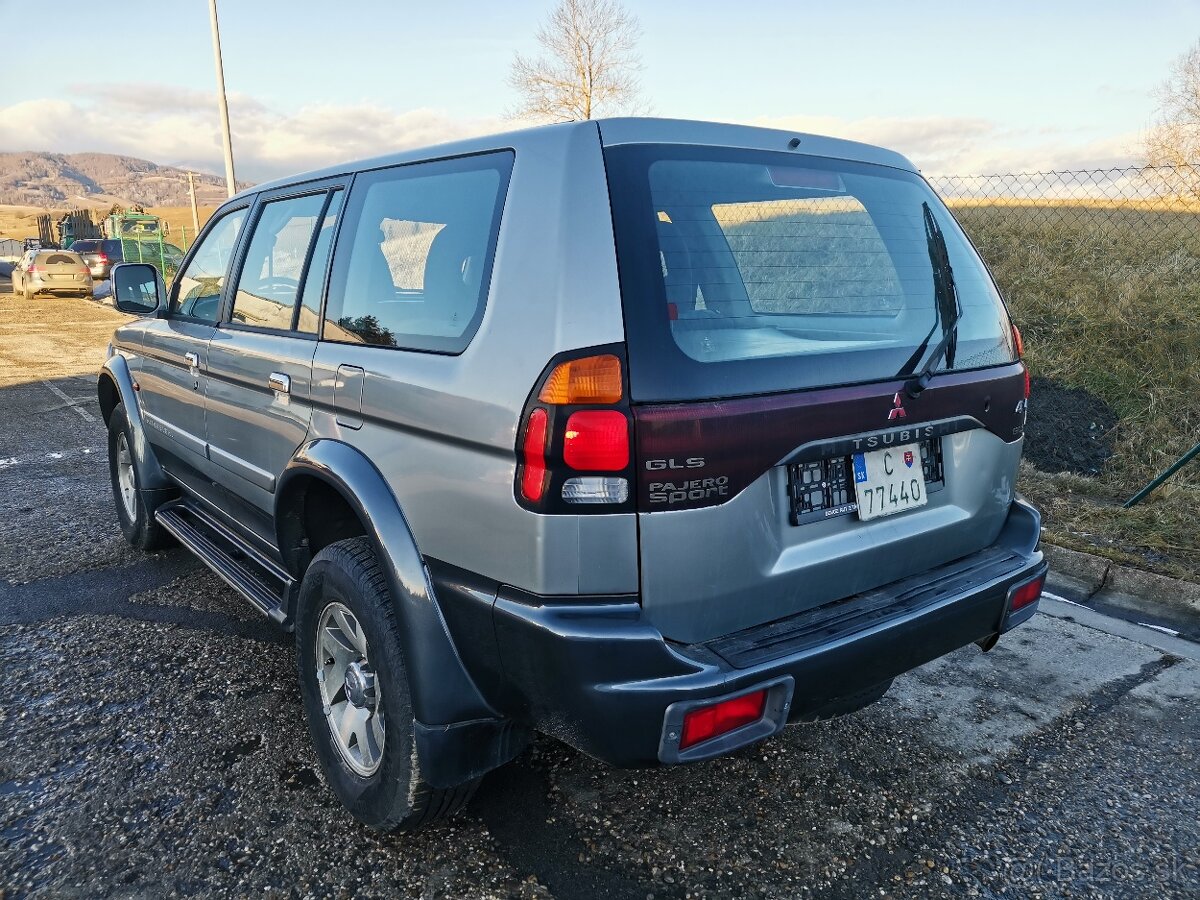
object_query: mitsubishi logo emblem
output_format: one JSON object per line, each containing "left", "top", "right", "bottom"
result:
{"left": 888, "top": 392, "right": 907, "bottom": 420}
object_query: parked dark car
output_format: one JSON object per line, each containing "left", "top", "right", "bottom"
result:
{"left": 69, "top": 239, "right": 124, "bottom": 279}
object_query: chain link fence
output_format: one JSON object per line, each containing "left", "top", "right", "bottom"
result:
{"left": 929, "top": 164, "right": 1200, "bottom": 254}
{"left": 928, "top": 164, "right": 1199, "bottom": 571}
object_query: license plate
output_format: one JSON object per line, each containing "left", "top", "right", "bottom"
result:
{"left": 852, "top": 443, "right": 929, "bottom": 521}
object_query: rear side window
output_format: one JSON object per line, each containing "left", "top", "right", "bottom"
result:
{"left": 323, "top": 151, "right": 513, "bottom": 353}
{"left": 606, "top": 145, "right": 1016, "bottom": 402}
{"left": 231, "top": 192, "right": 326, "bottom": 331}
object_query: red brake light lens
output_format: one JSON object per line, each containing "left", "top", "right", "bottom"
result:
{"left": 563, "top": 410, "right": 629, "bottom": 471}
{"left": 520, "top": 408, "right": 549, "bottom": 502}
{"left": 1009, "top": 573, "right": 1045, "bottom": 613}
{"left": 680, "top": 690, "right": 767, "bottom": 750}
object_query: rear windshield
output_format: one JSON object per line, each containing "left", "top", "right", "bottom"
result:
{"left": 39, "top": 253, "right": 81, "bottom": 265}
{"left": 70, "top": 241, "right": 98, "bottom": 252}
{"left": 605, "top": 145, "right": 1016, "bottom": 401}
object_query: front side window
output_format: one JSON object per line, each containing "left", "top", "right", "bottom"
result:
{"left": 171, "top": 208, "right": 247, "bottom": 321}
{"left": 324, "top": 151, "right": 513, "bottom": 353}
{"left": 231, "top": 193, "right": 326, "bottom": 331}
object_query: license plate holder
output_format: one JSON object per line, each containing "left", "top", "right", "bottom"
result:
{"left": 852, "top": 443, "right": 929, "bottom": 521}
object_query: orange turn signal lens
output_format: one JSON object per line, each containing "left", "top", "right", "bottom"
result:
{"left": 538, "top": 355, "right": 623, "bottom": 405}
{"left": 1012, "top": 324, "right": 1025, "bottom": 358}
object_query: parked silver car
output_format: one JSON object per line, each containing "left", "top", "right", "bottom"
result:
{"left": 100, "top": 118, "right": 1045, "bottom": 832}
{"left": 12, "top": 249, "right": 93, "bottom": 298}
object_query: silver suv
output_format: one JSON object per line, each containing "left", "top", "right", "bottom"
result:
{"left": 100, "top": 118, "right": 1045, "bottom": 831}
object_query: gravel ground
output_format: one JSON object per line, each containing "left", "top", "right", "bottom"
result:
{"left": 2, "top": 296, "right": 1198, "bottom": 899}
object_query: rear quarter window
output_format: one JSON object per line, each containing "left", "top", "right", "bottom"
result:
{"left": 323, "top": 151, "right": 514, "bottom": 354}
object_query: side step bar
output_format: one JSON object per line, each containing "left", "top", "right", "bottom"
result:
{"left": 156, "top": 499, "right": 294, "bottom": 629}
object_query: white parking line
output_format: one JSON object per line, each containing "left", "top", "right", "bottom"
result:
{"left": 1138, "top": 622, "right": 1182, "bottom": 637}
{"left": 1042, "top": 590, "right": 1088, "bottom": 608}
{"left": 42, "top": 380, "right": 97, "bottom": 423}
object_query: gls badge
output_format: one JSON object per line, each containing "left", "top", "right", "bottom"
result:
{"left": 645, "top": 457, "right": 705, "bottom": 470}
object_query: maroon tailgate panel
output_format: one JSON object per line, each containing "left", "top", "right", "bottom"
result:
{"left": 632, "top": 363, "right": 1027, "bottom": 512}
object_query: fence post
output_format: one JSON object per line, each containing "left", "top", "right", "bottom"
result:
{"left": 1123, "top": 442, "right": 1200, "bottom": 508}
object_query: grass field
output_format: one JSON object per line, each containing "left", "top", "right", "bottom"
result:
{"left": 952, "top": 203, "right": 1200, "bottom": 579}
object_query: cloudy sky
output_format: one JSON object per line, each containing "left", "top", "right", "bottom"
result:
{"left": 3, "top": 0, "right": 1197, "bottom": 182}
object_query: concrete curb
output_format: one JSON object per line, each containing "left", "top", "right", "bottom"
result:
{"left": 1043, "top": 542, "right": 1200, "bottom": 621}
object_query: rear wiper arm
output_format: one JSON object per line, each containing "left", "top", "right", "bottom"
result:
{"left": 903, "top": 202, "right": 961, "bottom": 398}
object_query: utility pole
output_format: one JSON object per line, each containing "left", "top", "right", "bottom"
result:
{"left": 185, "top": 172, "right": 201, "bottom": 233}
{"left": 208, "top": 0, "right": 237, "bottom": 198}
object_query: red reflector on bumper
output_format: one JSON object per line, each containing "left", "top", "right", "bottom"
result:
{"left": 680, "top": 689, "right": 767, "bottom": 750}
{"left": 1009, "top": 573, "right": 1045, "bottom": 612}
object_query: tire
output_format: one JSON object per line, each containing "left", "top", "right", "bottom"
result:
{"left": 296, "top": 536, "right": 478, "bottom": 831}
{"left": 107, "top": 403, "right": 173, "bottom": 550}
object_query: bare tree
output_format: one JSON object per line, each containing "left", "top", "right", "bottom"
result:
{"left": 509, "top": 0, "right": 644, "bottom": 122}
{"left": 1145, "top": 40, "right": 1200, "bottom": 170}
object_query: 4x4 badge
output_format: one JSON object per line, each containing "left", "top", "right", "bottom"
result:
{"left": 888, "top": 392, "right": 907, "bottom": 420}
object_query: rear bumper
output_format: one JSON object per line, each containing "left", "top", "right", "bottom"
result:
{"left": 31, "top": 279, "right": 90, "bottom": 295}
{"left": 491, "top": 497, "right": 1044, "bottom": 767}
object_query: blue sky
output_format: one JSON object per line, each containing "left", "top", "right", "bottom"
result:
{"left": 3, "top": 0, "right": 1198, "bottom": 181}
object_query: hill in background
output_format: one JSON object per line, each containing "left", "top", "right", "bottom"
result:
{"left": 0, "top": 152, "right": 237, "bottom": 208}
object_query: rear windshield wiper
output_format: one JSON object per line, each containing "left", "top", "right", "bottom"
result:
{"left": 900, "top": 202, "right": 961, "bottom": 397}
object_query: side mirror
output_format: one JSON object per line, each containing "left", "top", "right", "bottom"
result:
{"left": 111, "top": 263, "right": 164, "bottom": 316}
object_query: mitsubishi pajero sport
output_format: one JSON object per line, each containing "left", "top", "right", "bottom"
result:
{"left": 100, "top": 118, "right": 1045, "bottom": 831}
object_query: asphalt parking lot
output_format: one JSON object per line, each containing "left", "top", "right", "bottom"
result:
{"left": 1, "top": 293, "right": 1198, "bottom": 899}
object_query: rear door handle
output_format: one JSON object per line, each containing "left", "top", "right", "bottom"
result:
{"left": 268, "top": 372, "right": 290, "bottom": 394}
{"left": 184, "top": 351, "right": 200, "bottom": 370}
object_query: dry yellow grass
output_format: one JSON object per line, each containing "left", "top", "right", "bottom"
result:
{"left": 0, "top": 205, "right": 218, "bottom": 249}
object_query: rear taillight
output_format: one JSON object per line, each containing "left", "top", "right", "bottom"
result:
{"left": 1008, "top": 572, "right": 1045, "bottom": 613}
{"left": 520, "top": 408, "right": 549, "bottom": 502}
{"left": 1012, "top": 324, "right": 1030, "bottom": 399}
{"left": 27, "top": 265, "right": 37, "bottom": 274}
{"left": 680, "top": 690, "right": 767, "bottom": 750}
{"left": 563, "top": 411, "right": 629, "bottom": 470}
{"left": 97, "top": 254, "right": 108, "bottom": 263}
{"left": 515, "top": 346, "right": 634, "bottom": 513}
{"left": 539, "top": 354, "right": 622, "bottom": 404}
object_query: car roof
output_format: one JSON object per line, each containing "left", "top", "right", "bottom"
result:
{"left": 235, "top": 117, "right": 918, "bottom": 202}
